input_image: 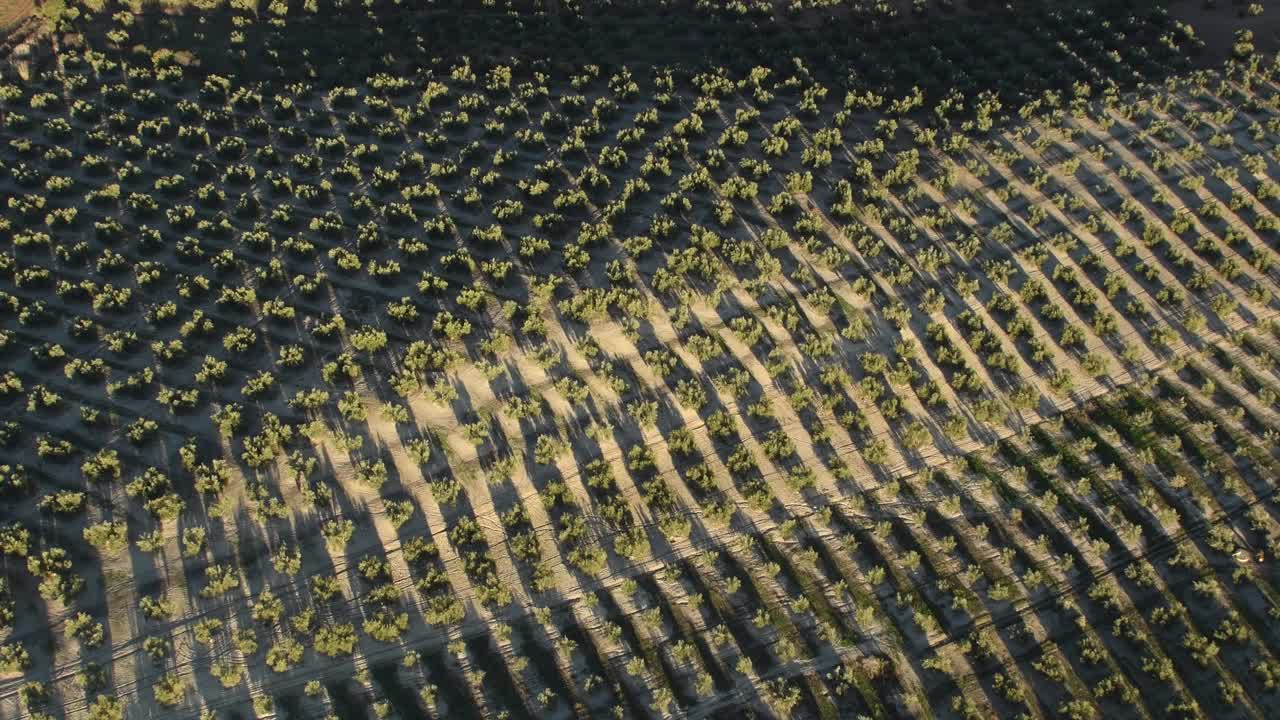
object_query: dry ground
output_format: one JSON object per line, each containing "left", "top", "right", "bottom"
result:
{"left": 2, "top": 1, "right": 1280, "bottom": 719}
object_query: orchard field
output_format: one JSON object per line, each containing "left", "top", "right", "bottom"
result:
{"left": 3, "top": 0, "right": 1280, "bottom": 718}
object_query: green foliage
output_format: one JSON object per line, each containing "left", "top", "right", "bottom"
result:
{"left": 211, "top": 660, "right": 243, "bottom": 688}
{"left": 266, "top": 636, "right": 304, "bottom": 672}
{"left": 251, "top": 589, "right": 285, "bottom": 624}
{"left": 87, "top": 696, "right": 124, "bottom": 720}
{"left": 0, "top": 526, "right": 31, "bottom": 557}
{"left": 83, "top": 520, "right": 128, "bottom": 552}
{"left": 153, "top": 673, "right": 186, "bottom": 707}
{"left": 364, "top": 608, "right": 410, "bottom": 642}
{"left": 66, "top": 612, "right": 104, "bottom": 647}
{"left": 0, "top": 642, "right": 30, "bottom": 673}
{"left": 314, "top": 623, "right": 358, "bottom": 656}
{"left": 322, "top": 519, "right": 355, "bottom": 550}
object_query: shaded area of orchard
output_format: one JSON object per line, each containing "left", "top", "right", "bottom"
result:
{"left": 60, "top": 0, "right": 1202, "bottom": 106}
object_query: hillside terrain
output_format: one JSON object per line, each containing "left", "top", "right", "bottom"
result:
{"left": 2, "top": 1, "right": 1280, "bottom": 719}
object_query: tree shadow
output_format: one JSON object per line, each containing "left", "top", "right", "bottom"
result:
{"left": 59, "top": 0, "right": 1206, "bottom": 116}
